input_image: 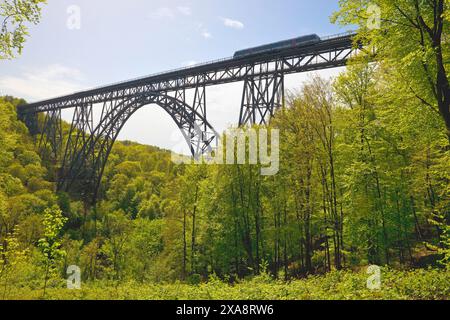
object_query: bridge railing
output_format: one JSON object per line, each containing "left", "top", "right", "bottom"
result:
{"left": 88, "top": 56, "right": 235, "bottom": 92}
{"left": 320, "top": 30, "right": 356, "bottom": 41}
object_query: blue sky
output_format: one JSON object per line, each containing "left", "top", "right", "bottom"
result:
{"left": 1, "top": 0, "right": 351, "bottom": 151}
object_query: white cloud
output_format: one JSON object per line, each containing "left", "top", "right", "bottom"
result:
{"left": 150, "top": 7, "right": 175, "bottom": 19}
{"left": 0, "top": 64, "right": 86, "bottom": 102}
{"left": 221, "top": 17, "right": 244, "bottom": 30}
{"left": 195, "top": 22, "right": 212, "bottom": 40}
{"left": 201, "top": 30, "right": 212, "bottom": 39}
{"left": 177, "top": 6, "right": 192, "bottom": 16}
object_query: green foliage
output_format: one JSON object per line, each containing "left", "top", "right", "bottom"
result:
{"left": 0, "top": 228, "right": 28, "bottom": 299}
{"left": 0, "top": 0, "right": 47, "bottom": 59}
{"left": 332, "top": 0, "right": 450, "bottom": 139}
{"left": 2, "top": 268, "right": 448, "bottom": 300}
{"left": 37, "top": 205, "right": 67, "bottom": 297}
{"left": 38, "top": 206, "right": 67, "bottom": 263}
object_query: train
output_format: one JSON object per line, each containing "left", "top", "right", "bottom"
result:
{"left": 233, "top": 34, "right": 321, "bottom": 59}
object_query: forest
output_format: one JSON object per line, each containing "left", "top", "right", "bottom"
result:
{"left": 0, "top": 0, "right": 449, "bottom": 300}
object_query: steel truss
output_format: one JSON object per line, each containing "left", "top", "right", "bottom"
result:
{"left": 38, "top": 109, "right": 62, "bottom": 163}
{"left": 239, "top": 64, "right": 284, "bottom": 126}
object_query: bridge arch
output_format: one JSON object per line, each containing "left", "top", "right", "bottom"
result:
{"left": 58, "top": 92, "right": 218, "bottom": 202}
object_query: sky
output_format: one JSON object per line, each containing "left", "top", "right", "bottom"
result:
{"left": 0, "top": 0, "right": 352, "bottom": 153}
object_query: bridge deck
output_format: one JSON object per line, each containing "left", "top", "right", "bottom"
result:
{"left": 18, "top": 32, "right": 356, "bottom": 114}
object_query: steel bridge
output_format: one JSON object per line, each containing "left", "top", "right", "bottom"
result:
{"left": 17, "top": 32, "right": 358, "bottom": 203}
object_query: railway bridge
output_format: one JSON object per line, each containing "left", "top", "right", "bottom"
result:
{"left": 17, "top": 32, "right": 358, "bottom": 203}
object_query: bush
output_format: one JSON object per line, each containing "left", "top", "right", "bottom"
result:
{"left": 3, "top": 268, "right": 449, "bottom": 300}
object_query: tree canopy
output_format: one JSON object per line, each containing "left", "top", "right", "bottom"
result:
{"left": 0, "top": 0, "right": 46, "bottom": 59}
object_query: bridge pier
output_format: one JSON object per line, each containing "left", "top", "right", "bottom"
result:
{"left": 19, "top": 112, "right": 39, "bottom": 136}
{"left": 38, "top": 109, "right": 62, "bottom": 163}
{"left": 61, "top": 103, "right": 94, "bottom": 167}
{"left": 58, "top": 103, "right": 94, "bottom": 194}
{"left": 191, "top": 84, "right": 214, "bottom": 157}
{"left": 239, "top": 72, "right": 284, "bottom": 126}
{"left": 192, "top": 85, "right": 206, "bottom": 133}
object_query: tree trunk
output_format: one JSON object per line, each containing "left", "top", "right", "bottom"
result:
{"left": 191, "top": 186, "right": 199, "bottom": 274}
{"left": 182, "top": 210, "right": 187, "bottom": 280}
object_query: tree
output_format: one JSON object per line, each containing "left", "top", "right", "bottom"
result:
{"left": 0, "top": 0, "right": 46, "bottom": 59}
{"left": 0, "top": 228, "right": 27, "bottom": 299}
{"left": 273, "top": 78, "right": 344, "bottom": 273}
{"left": 332, "top": 0, "right": 450, "bottom": 141}
{"left": 126, "top": 218, "right": 164, "bottom": 282}
{"left": 333, "top": 60, "right": 390, "bottom": 264}
{"left": 101, "top": 210, "right": 132, "bottom": 280}
{"left": 38, "top": 205, "right": 67, "bottom": 297}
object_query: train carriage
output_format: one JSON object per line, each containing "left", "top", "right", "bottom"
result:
{"left": 234, "top": 34, "right": 321, "bottom": 58}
